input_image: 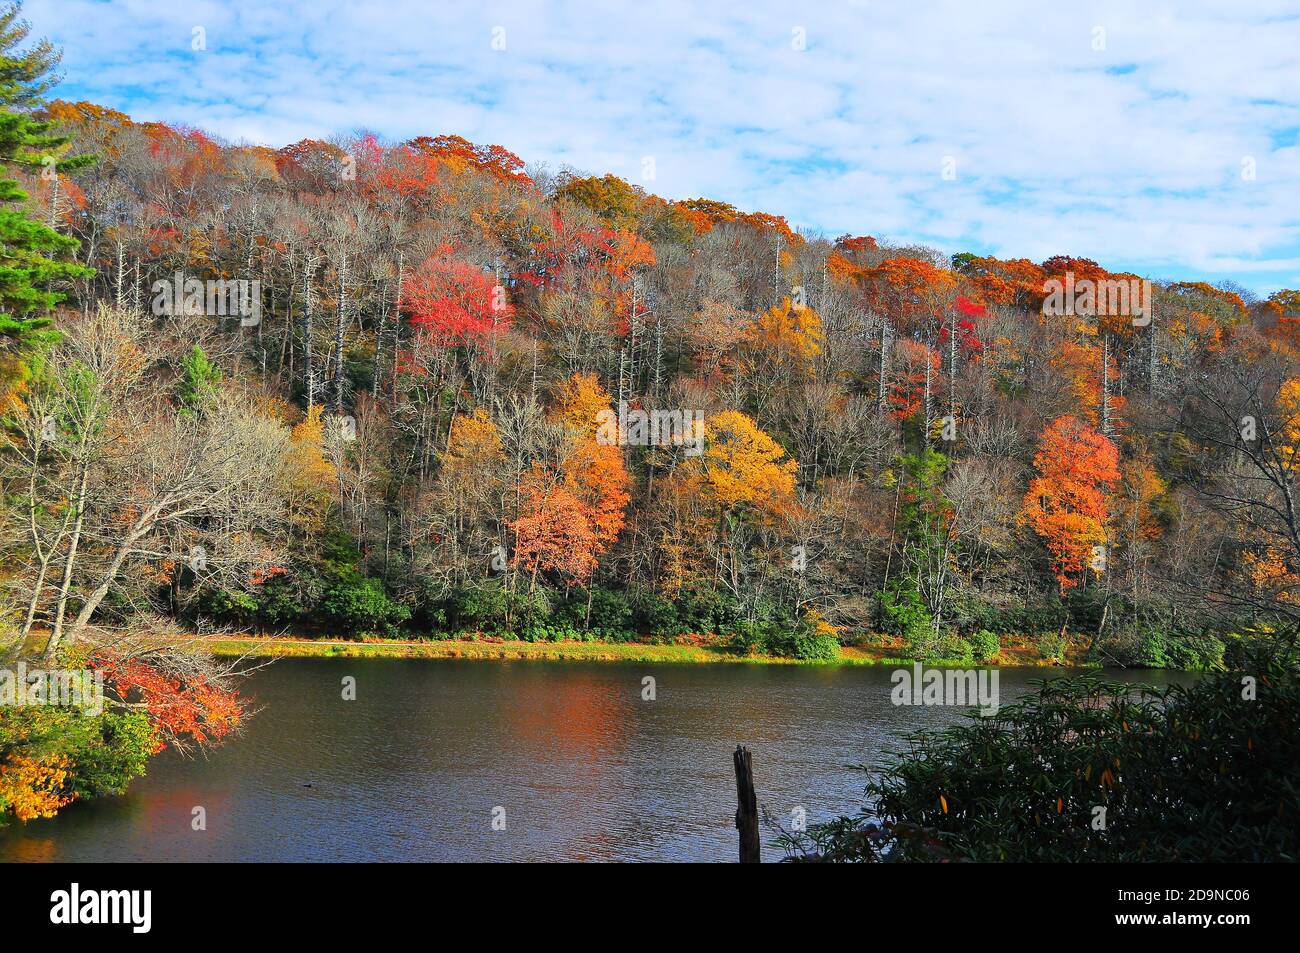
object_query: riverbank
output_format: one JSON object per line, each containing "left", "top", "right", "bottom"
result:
{"left": 200, "top": 634, "right": 1089, "bottom": 667}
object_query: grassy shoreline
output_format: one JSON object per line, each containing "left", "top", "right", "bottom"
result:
{"left": 201, "top": 634, "right": 1090, "bottom": 667}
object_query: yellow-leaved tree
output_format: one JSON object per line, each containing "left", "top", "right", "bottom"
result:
{"left": 426, "top": 407, "right": 506, "bottom": 582}
{"left": 284, "top": 404, "right": 337, "bottom": 534}
{"left": 0, "top": 752, "right": 75, "bottom": 822}
{"left": 657, "top": 410, "right": 798, "bottom": 597}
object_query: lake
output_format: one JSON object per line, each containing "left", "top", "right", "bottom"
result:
{"left": 0, "top": 658, "right": 1191, "bottom": 862}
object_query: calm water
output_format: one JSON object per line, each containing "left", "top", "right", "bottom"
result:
{"left": 0, "top": 659, "right": 1190, "bottom": 862}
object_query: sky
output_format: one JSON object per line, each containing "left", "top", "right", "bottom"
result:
{"left": 27, "top": 0, "right": 1300, "bottom": 296}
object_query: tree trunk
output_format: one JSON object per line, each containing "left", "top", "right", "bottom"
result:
{"left": 333, "top": 255, "right": 348, "bottom": 414}
{"left": 304, "top": 266, "right": 316, "bottom": 406}
{"left": 1147, "top": 315, "right": 1158, "bottom": 394}
{"left": 374, "top": 252, "right": 402, "bottom": 401}
{"left": 44, "top": 461, "right": 90, "bottom": 661}
{"left": 923, "top": 331, "right": 934, "bottom": 444}
{"left": 66, "top": 532, "right": 144, "bottom": 641}
{"left": 114, "top": 236, "right": 126, "bottom": 310}
{"left": 20, "top": 450, "right": 73, "bottom": 639}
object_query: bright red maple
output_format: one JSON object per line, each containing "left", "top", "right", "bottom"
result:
{"left": 401, "top": 250, "right": 514, "bottom": 345}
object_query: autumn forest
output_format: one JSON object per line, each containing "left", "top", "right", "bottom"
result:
{"left": 4, "top": 0, "right": 1300, "bottom": 856}
{"left": 13, "top": 90, "right": 1300, "bottom": 670}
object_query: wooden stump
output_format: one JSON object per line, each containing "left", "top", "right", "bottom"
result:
{"left": 734, "top": 745, "right": 760, "bottom": 863}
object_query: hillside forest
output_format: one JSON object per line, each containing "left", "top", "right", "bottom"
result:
{"left": 9, "top": 67, "right": 1300, "bottom": 678}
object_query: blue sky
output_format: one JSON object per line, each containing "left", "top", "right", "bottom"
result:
{"left": 28, "top": 0, "right": 1300, "bottom": 296}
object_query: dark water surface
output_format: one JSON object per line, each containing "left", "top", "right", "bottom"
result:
{"left": 0, "top": 659, "right": 1190, "bottom": 862}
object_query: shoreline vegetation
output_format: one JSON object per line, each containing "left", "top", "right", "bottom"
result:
{"left": 198, "top": 631, "right": 1105, "bottom": 667}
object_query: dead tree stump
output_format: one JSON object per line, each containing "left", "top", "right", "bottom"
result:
{"left": 734, "top": 745, "right": 760, "bottom": 863}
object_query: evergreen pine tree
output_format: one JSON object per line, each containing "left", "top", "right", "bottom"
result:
{"left": 177, "top": 344, "right": 222, "bottom": 412}
{"left": 0, "top": 1, "right": 92, "bottom": 408}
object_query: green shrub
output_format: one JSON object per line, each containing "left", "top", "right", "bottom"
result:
{"left": 405, "top": 577, "right": 450, "bottom": 631}
{"left": 677, "top": 586, "right": 742, "bottom": 634}
{"left": 1165, "top": 634, "right": 1225, "bottom": 671}
{"left": 254, "top": 577, "right": 308, "bottom": 629}
{"left": 177, "top": 343, "right": 221, "bottom": 411}
{"left": 194, "top": 575, "right": 306, "bottom": 632}
{"left": 511, "top": 587, "right": 554, "bottom": 630}
{"left": 196, "top": 588, "right": 259, "bottom": 627}
{"left": 1104, "top": 624, "right": 1177, "bottom": 668}
{"left": 1036, "top": 631, "right": 1066, "bottom": 661}
{"left": 936, "top": 634, "right": 973, "bottom": 663}
{"left": 880, "top": 581, "right": 942, "bottom": 659}
{"left": 0, "top": 706, "right": 155, "bottom": 825}
{"left": 1137, "top": 629, "right": 1168, "bottom": 668}
{"left": 903, "top": 628, "right": 938, "bottom": 659}
{"left": 519, "top": 622, "right": 581, "bottom": 643}
{"left": 970, "top": 629, "right": 1000, "bottom": 663}
{"left": 799, "top": 634, "right": 842, "bottom": 661}
{"left": 727, "top": 620, "right": 772, "bottom": 655}
{"left": 445, "top": 582, "right": 510, "bottom": 632}
{"left": 66, "top": 711, "right": 155, "bottom": 798}
{"left": 903, "top": 629, "right": 972, "bottom": 662}
{"left": 320, "top": 575, "right": 411, "bottom": 638}
{"left": 947, "top": 593, "right": 1068, "bottom": 636}
{"left": 782, "top": 653, "right": 1300, "bottom": 862}
{"left": 584, "top": 587, "right": 634, "bottom": 634}
{"left": 945, "top": 594, "right": 998, "bottom": 634}
{"left": 768, "top": 627, "right": 841, "bottom": 661}
{"left": 728, "top": 620, "right": 841, "bottom": 660}
{"left": 632, "top": 592, "right": 681, "bottom": 638}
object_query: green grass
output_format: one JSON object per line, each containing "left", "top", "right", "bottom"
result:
{"left": 200, "top": 635, "right": 1084, "bottom": 667}
{"left": 205, "top": 635, "right": 819, "bottom": 664}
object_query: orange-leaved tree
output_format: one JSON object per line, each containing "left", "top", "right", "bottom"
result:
{"left": 741, "top": 297, "right": 823, "bottom": 378}
{"left": 91, "top": 651, "right": 246, "bottom": 755}
{"left": 510, "top": 374, "right": 629, "bottom": 590}
{"left": 1020, "top": 415, "right": 1120, "bottom": 592}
